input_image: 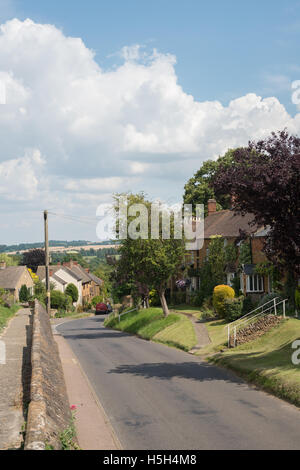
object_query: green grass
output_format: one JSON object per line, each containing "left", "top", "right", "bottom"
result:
{"left": 0, "top": 304, "right": 21, "bottom": 333}
{"left": 154, "top": 314, "right": 197, "bottom": 352}
{"left": 209, "top": 318, "right": 300, "bottom": 407}
{"left": 105, "top": 307, "right": 197, "bottom": 351}
{"left": 170, "top": 305, "right": 203, "bottom": 315}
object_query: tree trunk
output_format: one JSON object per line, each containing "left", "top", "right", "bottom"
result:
{"left": 159, "top": 289, "right": 169, "bottom": 317}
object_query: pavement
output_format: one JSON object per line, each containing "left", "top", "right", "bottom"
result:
{"left": 0, "top": 308, "right": 31, "bottom": 450}
{"left": 57, "top": 315, "right": 300, "bottom": 450}
{"left": 54, "top": 326, "right": 120, "bottom": 450}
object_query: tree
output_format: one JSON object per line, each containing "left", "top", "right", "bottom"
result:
{"left": 19, "top": 284, "right": 30, "bottom": 302}
{"left": 65, "top": 283, "right": 79, "bottom": 303}
{"left": 21, "top": 249, "right": 45, "bottom": 272}
{"left": 183, "top": 150, "right": 234, "bottom": 214}
{"left": 0, "top": 253, "right": 18, "bottom": 266}
{"left": 212, "top": 130, "right": 300, "bottom": 275}
{"left": 114, "top": 193, "right": 185, "bottom": 316}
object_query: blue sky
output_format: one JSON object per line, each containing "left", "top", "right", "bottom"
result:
{"left": 0, "top": 0, "right": 299, "bottom": 243}
{"left": 5, "top": 0, "right": 300, "bottom": 113}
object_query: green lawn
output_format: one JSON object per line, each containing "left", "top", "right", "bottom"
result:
{"left": 170, "top": 305, "right": 203, "bottom": 315}
{"left": 209, "top": 318, "right": 300, "bottom": 407}
{"left": 153, "top": 314, "right": 197, "bottom": 352}
{"left": 105, "top": 307, "right": 197, "bottom": 352}
{"left": 0, "top": 304, "right": 21, "bottom": 333}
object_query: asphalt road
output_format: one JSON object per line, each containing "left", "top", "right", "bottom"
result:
{"left": 57, "top": 315, "right": 300, "bottom": 450}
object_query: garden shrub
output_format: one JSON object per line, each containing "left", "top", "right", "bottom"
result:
{"left": 50, "top": 290, "right": 71, "bottom": 310}
{"left": 258, "top": 292, "right": 282, "bottom": 308}
{"left": 19, "top": 284, "right": 30, "bottom": 302}
{"left": 65, "top": 283, "right": 79, "bottom": 303}
{"left": 223, "top": 296, "right": 244, "bottom": 322}
{"left": 149, "top": 289, "right": 160, "bottom": 307}
{"left": 213, "top": 284, "right": 235, "bottom": 317}
{"left": 242, "top": 295, "right": 255, "bottom": 314}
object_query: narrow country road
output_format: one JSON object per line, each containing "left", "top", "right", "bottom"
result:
{"left": 57, "top": 315, "right": 300, "bottom": 450}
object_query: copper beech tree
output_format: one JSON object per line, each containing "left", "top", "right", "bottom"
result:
{"left": 212, "top": 130, "right": 300, "bottom": 276}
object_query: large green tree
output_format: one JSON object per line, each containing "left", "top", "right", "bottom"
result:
{"left": 183, "top": 150, "right": 234, "bottom": 214}
{"left": 114, "top": 193, "right": 185, "bottom": 317}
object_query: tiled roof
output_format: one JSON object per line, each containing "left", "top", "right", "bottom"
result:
{"left": 70, "top": 265, "right": 91, "bottom": 283}
{"left": 204, "top": 210, "right": 259, "bottom": 239}
{"left": 37, "top": 265, "right": 61, "bottom": 280}
{"left": 87, "top": 272, "right": 103, "bottom": 286}
{"left": 0, "top": 266, "right": 31, "bottom": 289}
{"left": 51, "top": 273, "right": 67, "bottom": 285}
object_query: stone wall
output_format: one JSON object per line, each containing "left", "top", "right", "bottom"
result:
{"left": 25, "top": 300, "right": 71, "bottom": 450}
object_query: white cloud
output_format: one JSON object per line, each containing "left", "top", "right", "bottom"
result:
{"left": 0, "top": 149, "right": 45, "bottom": 201}
{"left": 0, "top": 18, "right": 299, "bottom": 241}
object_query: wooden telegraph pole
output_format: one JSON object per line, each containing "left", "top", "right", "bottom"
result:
{"left": 44, "top": 210, "right": 51, "bottom": 315}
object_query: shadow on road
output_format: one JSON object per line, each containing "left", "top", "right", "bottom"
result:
{"left": 107, "top": 361, "right": 244, "bottom": 384}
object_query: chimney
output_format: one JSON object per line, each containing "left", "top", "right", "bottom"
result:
{"left": 0, "top": 261, "right": 6, "bottom": 270}
{"left": 50, "top": 269, "right": 53, "bottom": 277}
{"left": 207, "top": 199, "right": 217, "bottom": 216}
{"left": 85, "top": 268, "right": 90, "bottom": 273}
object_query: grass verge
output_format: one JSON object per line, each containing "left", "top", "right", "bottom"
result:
{"left": 208, "top": 318, "right": 300, "bottom": 407}
{"left": 104, "top": 307, "right": 197, "bottom": 351}
{"left": 0, "top": 304, "right": 21, "bottom": 333}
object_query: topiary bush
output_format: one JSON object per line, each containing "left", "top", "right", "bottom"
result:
{"left": 223, "top": 296, "right": 244, "bottom": 322}
{"left": 213, "top": 284, "right": 235, "bottom": 317}
{"left": 19, "top": 284, "right": 30, "bottom": 302}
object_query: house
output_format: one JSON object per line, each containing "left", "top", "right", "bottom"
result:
{"left": 0, "top": 264, "right": 34, "bottom": 301}
{"left": 184, "top": 199, "right": 272, "bottom": 300}
{"left": 37, "top": 261, "right": 103, "bottom": 306}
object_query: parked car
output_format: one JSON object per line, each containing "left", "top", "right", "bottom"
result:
{"left": 95, "top": 302, "right": 108, "bottom": 315}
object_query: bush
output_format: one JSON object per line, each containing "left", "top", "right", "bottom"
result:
{"left": 19, "top": 284, "right": 30, "bottom": 302}
{"left": 223, "top": 296, "right": 244, "bottom": 322}
{"left": 50, "top": 290, "right": 71, "bottom": 310}
{"left": 213, "top": 284, "right": 235, "bottom": 317}
{"left": 190, "top": 291, "right": 203, "bottom": 307}
{"left": 258, "top": 292, "right": 281, "bottom": 308}
{"left": 242, "top": 295, "right": 254, "bottom": 314}
{"left": 149, "top": 290, "right": 160, "bottom": 307}
{"left": 65, "top": 283, "right": 79, "bottom": 303}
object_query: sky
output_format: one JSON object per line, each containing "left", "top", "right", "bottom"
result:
{"left": 0, "top": 0, "right": 300, "bottom": 244}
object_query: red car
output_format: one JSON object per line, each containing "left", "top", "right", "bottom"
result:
{"left": 95, "top": 302, "right": 108, "bottom": 315}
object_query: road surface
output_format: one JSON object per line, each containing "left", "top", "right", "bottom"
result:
{"left": 57, "top": 315, "right": 300, "bottom": 450}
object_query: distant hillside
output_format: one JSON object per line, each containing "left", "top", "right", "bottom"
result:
{"left": 0, "top": 240, "right": 118, "bottom": 253}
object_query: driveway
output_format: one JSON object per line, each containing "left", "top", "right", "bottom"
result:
{"left": 57, "top": 315, "right": 300, "bottom": 450}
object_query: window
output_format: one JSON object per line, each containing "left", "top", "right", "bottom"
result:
{"left": 246, "top": 274, "right": 264, "bottom": 293}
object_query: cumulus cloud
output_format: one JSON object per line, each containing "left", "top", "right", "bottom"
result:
{"left": 0, "top": 18, "right": 299, "bottom": 241}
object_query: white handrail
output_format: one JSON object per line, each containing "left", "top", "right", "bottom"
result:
{"left": 227, "top": 296, "right": 278, "bottom": 347}
{"left": 118, "top": 307, "right": 137, "bottom": 322}
{"left": 227, "top": 297, "right": 279, "bottom": 328}
{"left": 229, "top": 298, "right": 287, "bottom": 347}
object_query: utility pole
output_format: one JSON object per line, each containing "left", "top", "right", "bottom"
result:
{"left": 44, "top": 210, "right": 50, "bottom": 315}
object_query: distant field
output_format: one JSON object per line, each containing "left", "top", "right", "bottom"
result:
{"left": 6, "top": 244, "right": 120, "bottom": 255}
